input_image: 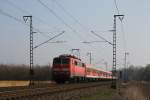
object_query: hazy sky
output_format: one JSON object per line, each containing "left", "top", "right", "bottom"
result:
{"left": 0, "top": 0, "right": 150, "bottom": 70}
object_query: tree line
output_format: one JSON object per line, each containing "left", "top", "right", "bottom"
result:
{"left": 120, "top": 64, "right": 150, "bottom": 81}
{"left": 0, "top": 64, "right": 52, "bottom": 80}
{"left": 0, "top": 64, "right": 150, "bottom": 81}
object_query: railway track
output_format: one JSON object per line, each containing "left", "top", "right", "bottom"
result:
{"left": 0, "top": 82, "right": 110, "bottom": 100}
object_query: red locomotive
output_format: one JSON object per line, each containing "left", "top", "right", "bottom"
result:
{"left": 52, "top": 54, "right": 112, "bottom": 83}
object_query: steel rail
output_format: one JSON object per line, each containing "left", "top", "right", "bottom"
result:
{"left": 0, "top": 82, "right": 110, "bottom": 99}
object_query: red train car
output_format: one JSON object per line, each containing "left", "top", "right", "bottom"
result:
{"left": 52, "top": 54, "right": 86, "bottom": 83}
{"left": 52, "top": 54, "right": 112, "bottom": 83}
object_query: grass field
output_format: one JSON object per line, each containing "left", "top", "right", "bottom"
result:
{"left": 79, "top": 81, "right": 150, "bottom": 100}
{"left": 79, "top": 87, "right": 117, "bottom": 100}
{"left": 117, "top": 81, "right": 150, "bottom": 100}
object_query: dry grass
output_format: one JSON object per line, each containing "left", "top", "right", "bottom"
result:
{"left": 0, "top": 80, "right": 53, "bottom": 87}
{"left": 116, "top": 81, "right": 150, "bottom": 100}
{"left": 0, "top": 80, "right": 29, "bottom": 87}
{"left": 79, "top": 87, "right": 117, "bottom": 100}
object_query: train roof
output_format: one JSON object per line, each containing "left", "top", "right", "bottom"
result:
{"left": 54, "top": 54, "right": 111, "bottom": 74}
{"left": 56, "top": 54, "right": 81, "bottom": 61}
{"left": 86, "top": 64, "right": 112, "bottom": 73}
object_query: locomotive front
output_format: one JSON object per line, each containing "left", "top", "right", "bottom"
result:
{"left": 52, "top": 56, "right": 71, "bottom": 83}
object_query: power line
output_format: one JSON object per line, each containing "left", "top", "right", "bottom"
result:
{"left": 37, "top": 0, "right": 87, "bottom": 41}
{"left": 113, "top": 0, "right": 127, "bottom": 62}
{"left": 4, "top": 0, "right": 55, "bottom": 36}
{"left": 37, "top": 0, "right": 76, "bottom": 32}
{"left": 48, "top": 40, "right": 67, "bottom": 43}
{"left": 5, "top": 0, "right": 52, "bottom": 29}
{"left": 0, "top": 9, "right": 26, "bottom": 25}
{"left": 0, "top": 9, "right": 67, "bottom": 51}
{"left": 53, "top": 0, "right": 98, "bottom": 40}
{"left": 82, "top": 41, "right": 105, "bottom": 44}
{"left": 53, "top": 0, "right": 80, "bottom": 24}
{"left": 54, "top": 0, "right": 114, "bottom": 41}
{"left": 91, "top": 31, "right": 113, "bottom": 45}
{"left": 114, "top": 0, "right": 120, "bottom": 15}
{"left": 5, "top": 0, "right": 29, "bottom": 14}
{"left": 34, "top": 31, "right": 65, "bottom": 49}
{"left": 113, "top": 0, "right": 125, "bottom": 22}
{"left": 53, "top": 0, "right": 88, "bottom": 31}
{"left": 0, "top": 8, "right": 53, "bottom": 38}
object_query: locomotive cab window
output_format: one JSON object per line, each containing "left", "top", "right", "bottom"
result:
{"left": 53, "top": 58, "right": 61, "bottom": 64}
{"left": 53, "top": 58, "right": 69, "bottom": 64}
{"left": 82, "top": 63, "right": 85, "bottom": 67}
{"left": 62, "top": 58, "right": 69, "bottom": 64}
{"left": 74, "top": 61, "right": 78, "bottom": 65}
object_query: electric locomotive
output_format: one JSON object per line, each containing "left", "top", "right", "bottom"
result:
{"left": 52, "top": 54, "right": 86, "bottom": 83}
{"left": 52, "top": 54, "right": 112, "bottom": 83}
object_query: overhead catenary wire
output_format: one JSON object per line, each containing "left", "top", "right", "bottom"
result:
{"left": 5, "top": 0, "right": 51, "bottom": 28}
{"left": 114, "top": 0, "right": 120, "bottom": 15}
{"left": 0, "top": 0, "right": 116, "bottom": 67}
{"left": 53, "top": 0, "right": 118, "bottom": 67}
{"left": 53, "top": 0, "right": 99, "bottom": 41}
{"left": 91, "top": 31, "right": 113, "bottom": 45}
{"left": 3, "top": 0, "right": 74, "bottom": 52}
{"left": 37, "top": 0, "right": 87, "bottom": 41}
{"left": 0, "top": 4, "right": 74, "bottom": 66}
{"left": 53, "top": 0, "right": 88, "bottom": 31}
{"left": 0, "top": 9, "right": 26, "bottom": 25}
{"left": 5, "top": 0, "right": 74, "bottom": 50}
{"left": 113, "top": 0, "right": 128, "bottom": 72}
{"left": 82, "top": 41, "right": 105, "bottom": 44}
{"left": 113, "top": 0, "right": 127, "bottom": 52}
{"left": 0, "top": 9, "right": 63, "bottom": 42}
{"left": 37, "top": 0, "right": 106, "bottom": 48}
{"left": 3, "top": 0, "right": 78, "bottom": 51}
{"left": 113, "top": 0, "right": 124, "bottom": 22}
{"left": 37, "top": 0, "right": 76, "bottom": 33}
{"left": 0, "top": 9, "right": 45, "bottom": 37}
{"left": 34, "top": 31, "right": 65, "bottom": 49}
{"left": 4, "top": 0, "right": 55, "bottom": 36}
{"left": 53, "top": 0, "right": 81, "bottom": 25}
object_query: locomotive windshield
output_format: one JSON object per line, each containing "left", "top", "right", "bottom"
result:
{"left": 53, "top": 58, "right": 70, "bottom": 64}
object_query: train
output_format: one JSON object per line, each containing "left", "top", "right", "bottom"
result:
{"left": 52, "top": 54, "right": 113, "bottom": 83}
